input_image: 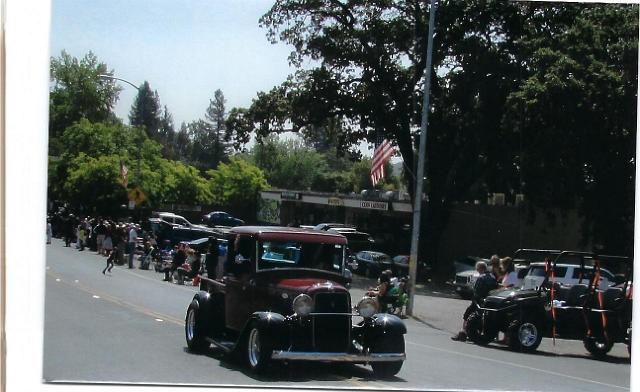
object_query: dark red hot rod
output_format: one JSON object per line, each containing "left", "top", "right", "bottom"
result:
{"left": 185, "top": 226, "right": 406, "bottom": 377}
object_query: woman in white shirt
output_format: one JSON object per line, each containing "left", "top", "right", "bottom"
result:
{"left": 500, "top": 257, "right": 518, "bottom": 288}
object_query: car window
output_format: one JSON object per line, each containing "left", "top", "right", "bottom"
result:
{"left": 175, "top": 217, "right": 190, "bottom": 226}
{"left": 373, "top": 254, "right": 391, "bottom": 263}
{"left": 259, "top": 240, "right": 344, "bottom": 273}
{"left": 528, "top": 266, "right": 567, "bottom": 278}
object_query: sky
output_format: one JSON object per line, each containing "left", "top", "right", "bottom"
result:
{"left": 50, "top": 0, "right": 297, "bottom": 129}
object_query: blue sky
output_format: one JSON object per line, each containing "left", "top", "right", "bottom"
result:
{"left": 50, "top": 0, "right": 296, "bottom": 128}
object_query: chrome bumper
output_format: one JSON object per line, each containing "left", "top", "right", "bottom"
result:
{"left": 270, "top": 351, "right": 406, "bottom": 362}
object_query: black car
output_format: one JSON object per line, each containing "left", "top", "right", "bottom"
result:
{"left": 355, "top": 251, "right": 394, "bottom": 278}
{"left": 202, "top": 211, "right": 244, "bottom": 227}
{"left": 464, "top": 250, "right": 632, "bottom": 357}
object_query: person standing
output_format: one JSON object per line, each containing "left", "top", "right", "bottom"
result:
{"left": 127, "top": 224, "right": 138, "bottom": 269}
{"left": 46, "top": 219, "right": 53, "bottom": 244}
{"left": 94, "top": 219, "right": 107, "bottom": 255}
{"left": 205, "top": 237, "right": 219, "bottom": 279}
{"left": 78, "top": 221, "right": 86, "bottom": 251}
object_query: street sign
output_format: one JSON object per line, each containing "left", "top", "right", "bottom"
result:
{"left": 128, "top": 187, "right": 146, "bottom": 206}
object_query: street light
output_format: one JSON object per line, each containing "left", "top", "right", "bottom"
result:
{"left": 98, "top": 74, "right": 140, "bottom": 91}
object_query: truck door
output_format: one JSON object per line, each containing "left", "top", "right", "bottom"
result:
{"left": 224, "top": 235, "right": 256, "bottom": 331}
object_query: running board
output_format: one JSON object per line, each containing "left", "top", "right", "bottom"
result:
{"left": 205, "top": 337, "right": 236, "bottom": 353}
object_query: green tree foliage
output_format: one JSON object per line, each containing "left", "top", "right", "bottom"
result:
{"left": 49, "top": 51, "right": 122, "bottom": 152}
{"left": 129, "top": 81, "right": 161, "bottom": 139}
{"left": 206, "top": 157, "right": 269, "bottom": 206}
{"left": 49, "top": 118, "right": 214, "bottom": 213}
{"left": 502, "top": 4, "right": 638, "bottom": 254}
{"left": 228, "top": 1, "right": 637, "bottom": 268}
{"left": 249, "top": 135, "right": 328, "bottom": 190}
{"left": 158, "top": 105, "right": 176, "bottom": 159}
{"left": 203, "top": 89, "right": 232, "bottom": 169}
{"left": 62, "top": 154, "right": 128, "bottom": 216}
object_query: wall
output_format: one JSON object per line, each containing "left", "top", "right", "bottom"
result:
{"left": 437, "top": 203, "right": 589, "bottom": 264}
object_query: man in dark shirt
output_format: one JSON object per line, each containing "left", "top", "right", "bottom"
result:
{"left": 451, "top": 261, "right": 497, "bottom": 341}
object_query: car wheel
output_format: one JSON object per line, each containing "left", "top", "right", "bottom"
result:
{"left": 465, "top": 311, "right": 493, "bottom": 345}
{"left": 245, "top": 322, "right": 272, "bottom": 373}
{"left": 185, "top": 302, "right": 208, "bottom": 352}
{"left": 370, "top": 334, "right": 404, "bottom": 378}
{"left": 508, "top": 318, "right": 543, "bottom": 352}
{"left": 583, "top": 336, "right": 613, "bottom": 358}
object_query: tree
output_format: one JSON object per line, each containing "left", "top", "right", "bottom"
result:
{"left": 249, "top": 135, "right": 328, "bottom": 191}
{"left": 204, "top": 89, "right": 232, "bottom": 169}
{"left": 227, "top": 1, "right": 637, "bottom": 276}
{"left": 49, "top": 51, "right": 122, "bottom": 152}
{"left": 158, "top": 105, "right": 176, "bottom": 159}
{"left": 129, "top": 81, "right": 161, "bottom": 140}
{"left": 206, "top": 157, "right": 269, "bottom": 217}
{"left": 174, "top": 122, "right": 193, "bottom": 162}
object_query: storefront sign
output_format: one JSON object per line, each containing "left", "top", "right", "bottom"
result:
{"left": 281, "top": 191, "right": 301, "bottom": 200}
{"left": 359, "top": 201, "right": 388, "bottom": 211}
{"left": 327, "top": 197, "right": 343, "bottom": 206}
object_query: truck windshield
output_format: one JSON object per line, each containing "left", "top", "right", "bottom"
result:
{"left": 258, "top": 240, "right": 344, "bottom": 273}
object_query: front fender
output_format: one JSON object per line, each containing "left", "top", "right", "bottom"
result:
{"left": 368, "top": 313, "right": 407, "bottom": 337}
{"left": 242, "top": 312, "right": 288, "bottom": 349}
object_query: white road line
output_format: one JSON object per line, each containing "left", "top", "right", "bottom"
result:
{"left": 406, "top": 340, "right": 628, "bottom": 390}
{"left": 92, "top": 295, "right": 100, "bottom": 299}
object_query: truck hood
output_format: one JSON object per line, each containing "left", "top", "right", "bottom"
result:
{"left": 276, "top": 278, "right": 348, "bottom": 295}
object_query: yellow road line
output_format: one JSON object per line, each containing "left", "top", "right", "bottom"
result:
{"left": 47, "top": 270, "right": 184, "bottom": 325}
{"left": 405, "top": 340, "right": 628, "bottom": 390}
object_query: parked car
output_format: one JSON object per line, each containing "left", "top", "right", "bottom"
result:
{"left": 464, "top": 250, "right": 632, "bottom": 357}
{"left": 202, "top": 211, "right": 244, "bottom": 227}
{"left": 314, "top": 222, "right": 356, "bottom": 231}
{"left": 521, "top": 263, "right": 616, "bottom": 290}
{"left": 185, "top": 226, "right": 406, "bottom": 377}
{"left": 355, "top": 251, "right": 394, "bottom": 278}
{"left": 392, "top": 255, "right": 409, "bottom": 277}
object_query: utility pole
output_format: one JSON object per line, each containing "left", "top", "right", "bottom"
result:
{"left": 407, "top": 0, "right": 438, "bottom": 316}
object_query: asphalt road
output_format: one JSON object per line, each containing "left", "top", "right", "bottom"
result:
{"left": 43, "top": 239, "right": 631, "bottom": 390}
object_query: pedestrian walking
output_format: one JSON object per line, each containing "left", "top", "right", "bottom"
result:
{"left": 451, "top": 261, "right": 497, "bottom": 341}
{"left": 102, "top": 250, "right": 115, "bottom": 275}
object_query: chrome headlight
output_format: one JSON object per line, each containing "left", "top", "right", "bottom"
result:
{"left": 292, "top": 294, "right": 314, "bottom": 316}
{"left": 356, "top": 297, "right": 378, "bottom": 318}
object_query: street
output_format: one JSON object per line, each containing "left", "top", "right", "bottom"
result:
{"left": 43, "top": 239, "right": 631, "bottom": 391}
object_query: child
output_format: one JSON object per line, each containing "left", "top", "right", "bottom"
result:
{"left": 102, "top": 250, "right": 115, "bottom": 274}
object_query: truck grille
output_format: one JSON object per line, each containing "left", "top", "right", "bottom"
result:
{"left": 456, "top": 275, "right": 470, "bottom": 285}
{"left": 312, "top": 293, "right": 350, "bottom": 352}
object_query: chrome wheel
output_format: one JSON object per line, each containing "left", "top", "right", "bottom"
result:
{"left": 248, "top": 328, "right": 261, "bottom": 368}
{"left": 186, "top": 308, "right": 196, "bottom": 342}
{"left": 518, "top": 322, "right": 538, "bottom": 347}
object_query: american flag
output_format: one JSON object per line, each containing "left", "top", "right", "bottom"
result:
{"left": 370, "top": 136, "right": 395, "bottom": 186}
{"left": 120, "top": 161, "right": 129, "bottom": 188}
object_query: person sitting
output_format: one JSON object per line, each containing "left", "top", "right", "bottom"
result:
{"left": 164, "top": 243, "right": 186, "bottom": 282}
{"left": 451, "top": 261, "right": 498, "bottom": 341}
{"left": 138, "top": 241, "right": 156, "bottom": 270}
{"left": 500, "top": 257, "right": 518, "bottom": 288}
{"left": 367, "top": 270, "right": 398, "bottom": 312}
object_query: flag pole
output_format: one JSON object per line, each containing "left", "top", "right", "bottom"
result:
{"left": 407, "top": 0, "right": 438, "bottom": 316}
